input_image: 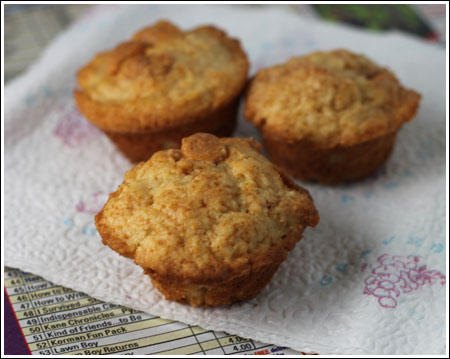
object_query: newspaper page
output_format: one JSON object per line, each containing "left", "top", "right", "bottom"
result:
{"left": 5, "top": 267, "right": 312, "bottom": 355}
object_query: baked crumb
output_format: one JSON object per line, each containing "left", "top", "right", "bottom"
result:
{"left": 96, "top": 133, "right": 319, "bottom": 305}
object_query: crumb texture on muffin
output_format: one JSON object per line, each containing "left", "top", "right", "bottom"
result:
{"left": 75, "top": 20, "right": 249, "bottom": 133}
{"left": 245, "top": 49, "right": 421, "bottom": 147}
{"left": 96, "top": 134, "right": 318, "bottom": 285}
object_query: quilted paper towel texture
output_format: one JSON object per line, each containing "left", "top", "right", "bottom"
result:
{"left": 5, "top": 5, "right": 446, "bottom": 355}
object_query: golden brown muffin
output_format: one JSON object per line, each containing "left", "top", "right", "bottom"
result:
{"left": 75, "top": 20, "right": 249, "bottom": 162}
{"left": 245, "top": 49, "right": 421, "bottom": 184}
{"left": 95, "top": 133, "right": 319, "bottom": 307}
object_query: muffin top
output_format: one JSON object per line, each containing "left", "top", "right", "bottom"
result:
{"left": 96, "top": 133, "right": 319, "bottom": 282}
{"left": 245, "top": 49, "right": 421, "bottom": 148}
{"left": 75, "top": 20, "right": 249, "bottom": 133}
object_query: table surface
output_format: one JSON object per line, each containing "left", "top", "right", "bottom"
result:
{"left": 4, "top": 4, "right": 445, "bottom": 83}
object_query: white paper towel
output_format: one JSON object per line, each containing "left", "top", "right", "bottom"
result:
{"left": 5, "top": 5, "right": 446, "bottom": 355}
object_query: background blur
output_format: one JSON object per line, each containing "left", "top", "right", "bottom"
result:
{"left": 4, "top": 3, "right": 446, "bottom": 84}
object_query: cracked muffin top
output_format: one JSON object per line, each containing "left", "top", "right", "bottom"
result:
{"left": 96, "top": 133, "right": 319, "bottom": 282}
{"left": 75, "top": 20, "right": 249, "bottom": 133}
{"left": 245, "top": 49, "right": 421, "bottom": 148}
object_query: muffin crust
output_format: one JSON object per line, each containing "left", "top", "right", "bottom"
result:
{"left": 96, "top": 133, "right": 319, "bottom": 306}
{"left": 245, "top": 49, "right": 420, "bottom": 148}
{"left": 245, "top": 50, "right": 420, "bottom": 183}
{"left": 75, "top": 20, "right": 249, "bottom": 134}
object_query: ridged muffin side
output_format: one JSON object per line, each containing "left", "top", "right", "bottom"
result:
{"left": 75, "top": 21, "right": 249, "bottom": 162}
{"left": 245, "top": 49, "right": 421, "bottom": 183}
{"left": 96, "top": 133, "right": 319, "bottom": 306}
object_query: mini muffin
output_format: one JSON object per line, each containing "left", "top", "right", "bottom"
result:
{"left": 95, "top": 133, "right": 319, "bottom": 307}
{"left": 245, "top": 49, "right": 421, "bottom": 184}
{"left": 75, "top": 20, "right": 249, "bottom": 162}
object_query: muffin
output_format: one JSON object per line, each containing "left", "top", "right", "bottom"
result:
{"left": 245, "top": 49, "right": 421, "bottom": 184}
{"left": 74, "top": 20, "right": 249, "bottom": 162}
{"left": 95, "top": 133, "right": 319, "bottom": 307}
